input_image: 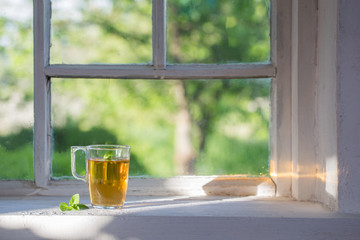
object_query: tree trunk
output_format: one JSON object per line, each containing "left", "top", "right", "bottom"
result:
{"left": 173, "top": 80, "right": 195, "bottom": 175}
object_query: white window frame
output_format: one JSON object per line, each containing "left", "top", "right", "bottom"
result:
{"left": 3, "top": 0, "right": 291, "bottom": 195}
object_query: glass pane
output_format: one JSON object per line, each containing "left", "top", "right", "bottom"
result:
{"left": 52, "top": 78, "right": 270, "bottom": 178}
{"left": 0, "top": 0, "right": 34, "bottom": 180}
{"left": 167, "top": 0, "right": 270, "bottom": 64}
{"left": 50, "top": 0, "right": 152, "bottom": 64}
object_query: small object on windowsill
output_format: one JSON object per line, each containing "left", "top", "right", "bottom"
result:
{"left": 59, "top": 193, "right": 89, "bottom": 211}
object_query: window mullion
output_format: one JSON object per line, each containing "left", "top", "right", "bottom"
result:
{"left": 152, "top": 0, "right": 166, "bottom": 69}
{"left": 269, "top": 0, "right": 292, "bottom": 197}
{"left": 34, "top": 0, "right": 52, "bottom": 187}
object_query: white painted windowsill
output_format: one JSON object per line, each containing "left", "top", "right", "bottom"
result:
{"left": 1, "top": 195, "right": 360, "bottom": 240}
{"left": 0, "top": 176, "right": 276, "bottom": 197}
{"left": 0, "top": 177, "right": 360, "bottom": 240}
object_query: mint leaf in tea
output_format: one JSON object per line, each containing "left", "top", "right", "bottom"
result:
{"left": 103, "top": 151, "right": 113, "bottom": 160}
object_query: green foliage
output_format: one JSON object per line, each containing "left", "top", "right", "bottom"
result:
{"left": 51, "top": 78, "right": 177, "bottom": 177}
{"left": 196, "top": 133, "right": 269, "bottom": 176}
{"left": 51, "top": 0, "right": 152, "bottom": 64}
{"left": 167, "top": 0, "right": 270, "bottom": 63}
{"left": 0, "top": 143, "right": 33, "bottom": 180}
{"left": 52, "top": 126, "right": 147, "bottom": 177}
{"left": 0, "top": 12, "right": 33, "bottom": 101}
{"left": 0, "top": 0, "right": 271, "bottom": 179}
{"left": 0, "top": 128, "right": 33, "bottom": 151}
{"left": 53, "top": 125, "right": 118, "bottom": 152}
{"left": 184, "top": 79, "right": 270, "bottom": 156}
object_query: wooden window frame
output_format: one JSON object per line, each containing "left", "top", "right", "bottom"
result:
{"left": 29, "top": 0, "right": 291, "bottom": 195}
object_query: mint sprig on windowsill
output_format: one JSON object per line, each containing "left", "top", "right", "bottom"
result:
{"left": 59, "top": 193, "right": 89, "bottom": 211}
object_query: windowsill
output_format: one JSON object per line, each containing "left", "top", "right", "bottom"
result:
{"left": 0, "top": 195, "right": 359, "bottom": 240}
{"left": 0, "top": 175, "right": 275, "bottom": 197}
{"left": 1, "top": 177, "right": 359, "bottom": 239}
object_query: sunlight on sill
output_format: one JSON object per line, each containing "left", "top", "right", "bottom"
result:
{"left": 0, "top": 175, "right": 275, "bottom": 197}
{"left": 0, "top": 195, "right": 356, "bottom": 240}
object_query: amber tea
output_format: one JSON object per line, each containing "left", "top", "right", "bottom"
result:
{"left": 71, "top": 145, "right": 131, "bottom": 209}
{"left": 88, "top": 158, "right": 129, "bottom": 208}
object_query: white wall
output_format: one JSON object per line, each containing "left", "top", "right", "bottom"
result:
{"left": 288, "top": 0, "right": 360, "bottom": 213}
{"left": 291, "top": 0, "right": 318, "bottom": 201}
{"left": 337, "top": 0, "right": 360, "bottom": 213}
{"left": 315, "top": 0, "right": 338, "bottom": 210}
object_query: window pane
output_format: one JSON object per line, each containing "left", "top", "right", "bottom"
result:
{"left": 51, "top": 78, "right": 270, "bottom": 178}
{"left": 50, "top": 0, "right": 152, "bottom": 64}
{"left": 167, "top": 0, "right": 270, "bottom": 64}
{"left": 0, "top": 0, "right": 33, "bottom": 180}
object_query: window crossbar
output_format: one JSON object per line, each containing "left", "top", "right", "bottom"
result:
{"left": 45, "top": 63, "right": 275, "bottom": 79}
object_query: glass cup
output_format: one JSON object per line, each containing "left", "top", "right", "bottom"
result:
{"left": 71, "top": 144, "right": 130, "bottom": 209}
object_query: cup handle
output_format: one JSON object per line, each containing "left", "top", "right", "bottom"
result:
{"left": 71, "top": 146, "right": 87, "bottom": 182}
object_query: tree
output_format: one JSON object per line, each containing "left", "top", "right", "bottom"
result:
{"left": 50, "top": 0, "right": 271, "bottom": 176}
{"left": 0, "top": 0, "right": 271, "bottom": 179}
{"left": 167, "top": 0, "right": 270, "bottom": 174}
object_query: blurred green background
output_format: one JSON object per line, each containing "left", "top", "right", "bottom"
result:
{"left": 0, "top": 0, "right": 270, "bottom": 180}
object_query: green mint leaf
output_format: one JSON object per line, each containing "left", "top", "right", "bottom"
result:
{"left": 60, "top": 194, "right": 88, "bottom": 211}
{"left": 71, "top": 205, "right": 80, "bottom": 210}
{"left": 74, "top": 204, "right": 89, "bottom": 210}
{"left": 71, "top": 204, "right": 89, "bottom": 211}
{"left": 103, "top": 151, "right": 113, "bottom": 160}
{"left": 69, "top": 193, "right": 80, "bottom": 206}
{"left": 59, "top": 202, "right": 72, "bottom": 211}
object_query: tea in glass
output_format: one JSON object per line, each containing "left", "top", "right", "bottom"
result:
{"left": 71, "top": 145, "right": 131, "bottom": 209}
{"left": 88, "top": 158, "right": 129, "bottom": 208}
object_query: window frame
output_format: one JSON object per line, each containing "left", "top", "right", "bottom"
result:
{"left": 29, "top": 0, "right": 290, "bottom": 194}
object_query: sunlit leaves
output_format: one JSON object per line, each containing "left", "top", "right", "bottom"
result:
{"left": 167, "top": 0, "right": 270, "bottom": 63}
{"left": 1, "top": 0, "right": 271, "bottom": 178}
{"left": 51, "top": 0, "right": 152, "bottom": 64}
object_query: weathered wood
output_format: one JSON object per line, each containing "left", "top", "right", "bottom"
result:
{"left": 32, "top": 1, "right": 274, "bottom": 191}
{"left": 269, "top": 0, "right": 293, "bottom": 197}
{"left": 44, "top": 63, "right": 275, "bottom": 79}
{"left": 152, "top": 0, "right": 166, "bottom": 69}
{"left": 33, "top": 0, "right": 52, "bottom": 188}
